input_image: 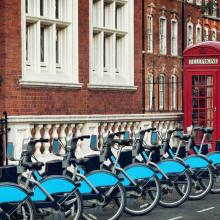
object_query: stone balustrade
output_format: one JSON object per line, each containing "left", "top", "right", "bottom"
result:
{"left": 7, "top": 113, "right": 183, "bottom": 162}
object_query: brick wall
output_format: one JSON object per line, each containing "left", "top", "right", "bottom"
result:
{"left": 144, "top": 0, "right": 183, "bottom": 112}
{"left": 0, "top": 0, "right": 143, "bottom": 116}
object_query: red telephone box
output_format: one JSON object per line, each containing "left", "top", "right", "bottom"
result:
{"left": 184, "top": 42, "right": 220, "bottom": 151}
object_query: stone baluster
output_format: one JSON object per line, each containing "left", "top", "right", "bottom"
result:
{"left": 114, "top": 122, "right": 120, "bottom": 133}
{"left": 131, "top": 122, "right": 140, "bottom": 142}
{"left": 126, "top": 122, "right": 133, "bottom": 138}
{"left": 43, "top": 124, "right": 52, "bottom": 155}
{"left": 120, "top": 122, "right": 127, "bottom": 139}
{"left": 107, "top": 123, "right": 114, "bottom": 133}
{"left": 51, "top": 124, "right": 60, "bottom": 154}
{"left": 67, "top": 124, "right": 75, "bottom": 137}
{"left": 60, "top": 124, "right": 68, "bottom": 155}
{"left": 75, "top": 124, "right": 83, "bottom": 157}
{"left": 34, "top": 124, "right": 43, "bottom": 156}
{"left": 99, "top": 123, "right": 107, "bottom": 149}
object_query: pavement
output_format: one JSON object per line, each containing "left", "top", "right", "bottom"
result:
{"left": 120, "top": 193, "right": 220, "bottom": 220}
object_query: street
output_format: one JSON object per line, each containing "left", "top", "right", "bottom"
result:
{"left": 120, "top": 193, "right": 220, "bottom": 220}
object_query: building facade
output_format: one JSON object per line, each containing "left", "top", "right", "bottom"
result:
{"left": 0, "top": 0, "right": 185, "bottom": 162}
{"left": 144, "top": 0, "right": 220, "bottom": 113}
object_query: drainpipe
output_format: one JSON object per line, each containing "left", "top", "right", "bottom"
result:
{"left": 142, "top": 0, "right": 146, "bottom": 113}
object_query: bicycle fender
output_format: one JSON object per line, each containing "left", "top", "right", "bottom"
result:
{"left": 207, "top": 152, "right": 220, "bottom": 165}
{"left": 0, "top": 183, "right": 28, "bottom": 204}
{"left": 79, "top": 170, "right": 120, "bottom": 194}
{"left": 31, "top": 175, "right": 76, "bottom": 202}
{"left": 157, "top": 159, "right": 187, "bottom": 174}
{"left": 120, "top": 163, "right": 155, "bottom": 186}
{"left": 184, "top": 155, "right": 210, "bottom": 169}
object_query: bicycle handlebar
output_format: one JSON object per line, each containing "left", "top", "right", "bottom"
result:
{"left": 72, "top": 135, "right": 90, "bottom": 142}
{"left": 108, "top": 131, "right": 126, "bottom": 139}
{"left": 28, "top": 138, "right": 49, "bottom": 145}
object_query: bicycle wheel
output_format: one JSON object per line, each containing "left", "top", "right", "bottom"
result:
{"left": 211, "top": 166, "right": 220, "bottom": 193}
{"left": 123, "top": 175, "right": 161, "bottom": 216}
{"left": 82, "top": 182, "right": 125, "bottom": 220}
{"left": 159, "top": 170, "right": 191, "bottom": 208}
{"left": 189, "top": 165, "right": 213, "bottom": 200}
{"left": 63, "top": 189, "right": 83, "bottom": 220}
{"left": 1, "top": 199, "right": 36, "bottom": 220}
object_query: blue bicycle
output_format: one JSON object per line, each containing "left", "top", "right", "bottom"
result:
{"left": 161, "top": 127, "right": 214, "bottom": 200}
{"left": 17, "top": 138, "right": 83, "bottom": 220}
{"left": 97, "top": 131, "right": 161, "bottom": 216}
{"left": 48, "top": 135, "right": 126, "bottom": 220}
{"left": 130, "top": 128, "right": 192, "bottom": 208}
{"left": 0, "top": 181, "right": 35, "bottom": 219}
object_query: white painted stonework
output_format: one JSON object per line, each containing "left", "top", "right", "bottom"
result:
{"left": 7, "top": 113, "right": 183, "bottom": 163}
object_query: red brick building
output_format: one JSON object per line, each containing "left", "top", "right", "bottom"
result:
{"left": 144, "top": 0, "right": 220, "bottom": 113}
{"left": 0, "top": 0, "right": 143, "bottom": 116}
{"left": 0, "top": 0, "right": 183, "bottom": 161}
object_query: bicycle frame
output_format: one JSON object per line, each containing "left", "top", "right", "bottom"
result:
{"left": 21, "top": 170, "right": 79, "bottom": 210}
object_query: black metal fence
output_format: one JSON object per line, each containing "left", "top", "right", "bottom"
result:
{"left": 145, "top": 76, "right": 183, "bottom": 113}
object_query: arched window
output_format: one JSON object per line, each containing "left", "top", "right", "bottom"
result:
{"left": 159, "top": 75, "right": 165, "bottom": 110}
{"left": 204, "top": 27, "right": 209, "bottom": 41}
{"left": 196, "top": 24, "right": 202, "bottom": 43}
{"left": 147, "top": 15, "right": 153, "bottom": 53}
{"left": 211, "top": 28, "right": 217, "bottom": 41}
{"left": 204, "top": 0, "right": 209, "bottom": 15}
{"left": 212, "top": 0, "right": 217, "bottom": 17}
{"left": 171, "top": 75, "right": 177, "bottom": 110}
{"left": 171, "top": 19, "right": 178, "bottom": 56}
{"left": 148, "top": 74, "right": 154, "bottom": 110}
{"left": 187, "top": 22, "right": 193, "bottom": 47}
{"left": 159, "top": 17, "right": 167, "bottom": 54}
{"left": 196, "top": 0, "right": 202, "bottom": 6}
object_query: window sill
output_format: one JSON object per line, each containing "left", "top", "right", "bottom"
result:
{"left": 19, "top": 80, "right": 83, "bottom": 89}
{"left": 87, "top": 84, "right": 137, "bottom": 91}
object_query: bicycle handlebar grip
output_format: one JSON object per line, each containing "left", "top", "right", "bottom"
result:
{"left": 176, "top": 128, "right": 183, "bottom": 132}
{"left": 29, "top": 138, "right": 49, "bottom": 145}
{"left": 108, "top": 131, "right": 126, "bottom": 139}
{"left": 193, "top": 127, "right": 202, "bottom": 131}
{"left": 72, "top": 135, "right": 90, "bottom": 142}
{"left": 112, "top": 139, "right": 132, "bottom": 146}
{"left": 79, "top": 135, "right": 90, "bottom": 140}
{"left": 141, "top": 128, "right": 157, "bottom": 132}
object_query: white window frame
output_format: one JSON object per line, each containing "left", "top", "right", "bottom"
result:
{"left": 187, "top": 22, "right": 193, "bottom": 47}
{"left": 171, "top": 75, "right": 177, "bottom": 110}
{"left": 204, "top": 0, "right": 209, "bottom": 15}
{"left": 148, "top": 74, "right": 154, "bottom": 111}
{"left": 187, "top": 0, "right": 193, "bottom": 3}
{"left": 204, "top": 27, "right": 209, "bottom": 41}
{"left": 196, "top": 0, "right": 202, "bottom": 6}
{"left": 171, "top": 19, "right": 178, "bottom": 56}
{"left": 159, "top": 17, "right": 167, "bottom": 55}
{"left": 212, "top": 0, "right": 217, "bottom": 17}
{"left": 89, "top": 0, "right": 135, "bottom": 89}
{"left": 211, "top": 28, "right": 217, "bottom": 41}
{"left": 21, "top": 0, "right": 80, "bottom": 88}
{"left": 147, "top": 15, "right": 153, "bottom": 53}
{"left": 159, "top": 74, "right": 165, "bottom": 111}
{"left": 196, "top": 24, "right": 202, "bottom": 43}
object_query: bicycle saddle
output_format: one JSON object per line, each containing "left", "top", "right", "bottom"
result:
{"left": 112, "top": 139, "right": 132, "bottom": 146}
{"left": 143, "top": 145, "right": 161, "bottom": 152}
{"left": 22, "top": 161, "right": 44, "bottom": 171}
{"left": 69, "top": 157, "right": 90, "bottom": 166}
{"left": 174, "top": 134, "right": 191, "bottom": 141}
{"left": 201, "top": 127, "right": 214, "bottom": 134}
